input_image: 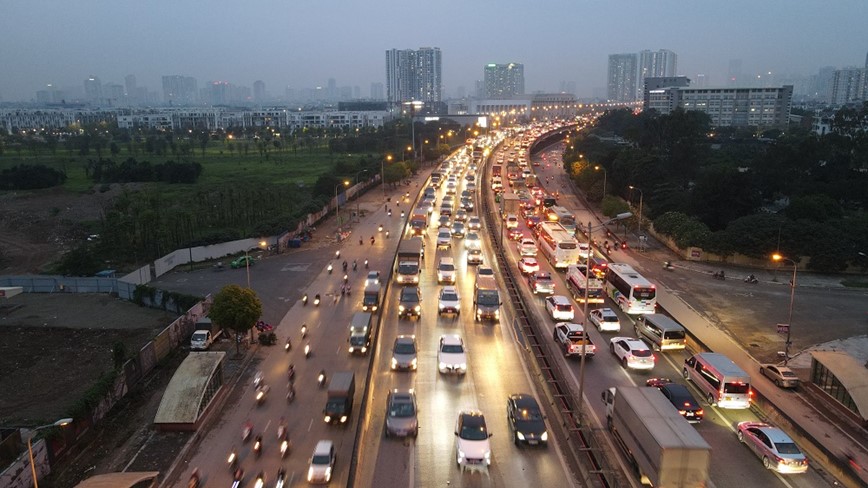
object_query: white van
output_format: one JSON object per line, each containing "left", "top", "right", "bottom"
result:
{"left": 683, "top": 352, "right": 751, "bottom": 409}
{"left": 635, "top": 314, "right": 687, "bottom": 351}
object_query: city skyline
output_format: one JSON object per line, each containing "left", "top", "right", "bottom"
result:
{"left": 1, "top": 0, "right": 867, "bottom": 102}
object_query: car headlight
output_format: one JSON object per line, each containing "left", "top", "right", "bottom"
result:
{"left": 494, "top": 310, "right": 500, "bottom": 319}
{"left": 414, "top": 305, "right": 421, "bottom": 311}
{"left": 516, "top": 431, "right": 526, "bottom": 440}
{"left": 324, "top": 415, "right": 331, "bottom": 422}
{"left": 340, "top": 415, "right": 348, "bottom": 423}
{"left": 361, "top": 346, "right": 367, "bottom": 353}
{"left": 458, "top": 363, "right": 467, "bottom": 371}
{"left": 398, "top": 305, "right": 405, "bottom": 311}
{"left": 439, "top": 303, "right": 445, "bottom": 310}
{"left": 307, "top": 468, "right": 314, "bottom": 481}
{"left": 411, "top": 358, "right": 417, "bottom": 368}
{"left": 541, "top": 431, "right": 548, "bottom": 441}
{"left": 457, "top": 449, "right": 466, "bottom": 461}
{"left": 348, "top": 346, "right": 354, "bottom": 353}
{"left": 391, "top": 358, "right": 398, "bottom": 368}
{"left": 324, "top": 467, "right": 332, "bottom": 481}
{"left": 439, "top": 361, "right": 447, "bottom": 370}
{"left": 484, "top": 450, "right": 491, "bottom": 461}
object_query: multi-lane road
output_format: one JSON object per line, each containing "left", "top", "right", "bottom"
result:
{"left": 166, "top": 126, "right": 860, "bottom": 487}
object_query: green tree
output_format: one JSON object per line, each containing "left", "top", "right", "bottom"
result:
{"left": 209, "top": 284, "right": 263, "bottom": 356}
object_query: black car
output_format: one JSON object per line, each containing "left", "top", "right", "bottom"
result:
{"left": 647, "top": 379, "right": 704, "bottom": 423}
{"left": 506, "top": 393, "right": 548, "bottom": 446}
{"left": 398, "top": 286, "right": 422, "bottom": 319}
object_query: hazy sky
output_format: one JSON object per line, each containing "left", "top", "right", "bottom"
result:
{"left": 2, "top": 0, "right": 866, "bottom": 101}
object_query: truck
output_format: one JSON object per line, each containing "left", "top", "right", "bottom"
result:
{"left": 395, "top": 239, "right": 424, "bottom": 284}
{"left": 602, "top": 387, "right": 711, "bottom": 487}
{"left": 499, "top": 192, "right": 521, "bottom": 219}
{"left": 190, "top": 317, "right": 222, "bottom": 350}
{"left": 408, "top": 212, "right": 428, "bottom": 236}
{"left": 565, "top": 264, "right": 605, "bottom": 303}
{"left": 474, "top": 276, "right": 502, "bottom": 322}
{"left": 324, "top": 371, "right": 355, "bottom": 425}
{"left": 506, "top": 163, "right": 520, "bottom": 181}
{"left": 347, "top": 312, "right": 372, "bottom": 355}
{"left": 361, "top": 283, "right": 381, "bottom": 313}
{"left": 552, "top": 322, "right": 596, "bottom": 357}
{"left": 492, "top": 165, "right": 502, "bottom": 178}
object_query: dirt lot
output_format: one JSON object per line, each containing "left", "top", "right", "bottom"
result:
{"left": 0, "top": 293, "right": 174, "bottom": 425}
{"left": 0, "top": 185, "right": 132, "bottom": 274}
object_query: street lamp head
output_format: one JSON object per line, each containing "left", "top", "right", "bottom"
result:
{"left": 614, "top": 212, "right": 633, "bottom": 220}
{"left": 54, "top": 418, "right": 73, "bottom": 427}
{"left": 259, "top": 240, "right": 267, "bottom": 248}
{"left": 343, "top": 180, "right": 350, "bottom": 186}
{"left": 594, "top": 165, "right": 602, "bottom": 171}
{"left": 772, "top": 253, "right": 784, "bottom": 262}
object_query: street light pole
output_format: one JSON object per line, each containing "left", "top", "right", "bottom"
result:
{"left": 6, "top": 418, "right": 74, "bottom": 488}
{"left": 594, "top": 165, "right": 607, "bottom": 198}
{"left": 772, "top": 253, "right": 797, "bottom": 364}
{"left": 577, "top": 212, "right": 632, "bottom": 425}
{"left": 629, "top": 185, "right": 643, "bottom": 237}
{"left": 354, "top": 170, "right": 368, "bottom": 223}
{"left": 334, "top": 180, "right": 349, "bottom": 229}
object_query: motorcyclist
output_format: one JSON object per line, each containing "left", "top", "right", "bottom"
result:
{"left": 188, "top": 468, "right": 200, "bottom": 488}
{"left": 242, "top": 420, "right": 253, "bottom": 441}
{"left": 342, "top": 260, "right": 348, "bottom": 272}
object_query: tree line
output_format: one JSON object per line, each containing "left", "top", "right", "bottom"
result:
{"left": 566, "top": 104, "right": 868, "bottom": 271}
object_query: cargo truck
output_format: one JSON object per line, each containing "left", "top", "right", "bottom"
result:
{"left": 499, "top": 192, "right": 521, "bottom": 220}
{"left": 395, "top": 239, "right": 423, "bottom": 284}
{"left": 408, "top": 212, "right": 428, "bottom": 236}
{"left": 324, "top": 371, "right": 355, "bottom": 425}
{"left": 190, "top": 317, "right": 222, "bottom": 350}
{"left": 361, "top": 283, "right": 381, "bottom": 313}
{"left": 602, "top": 387, "right": 711, "bottom": 487}
{"left": 492, "top": 165, "right": 502, "bottom": 178}
{"left": 474, "top": 276, "right": 502, "bottom": 322}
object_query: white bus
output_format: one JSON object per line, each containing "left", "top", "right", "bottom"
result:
{"left": 537, "top": 222, "right": 580, "bottom": 269}
{"left": 605, "top": 263, "right": 657, "bottom": 314}
{"left": 683, "top": 353, "right": 752, "bottom": 409}
{"left": 543, "top": 205, "right": 577, "bottom": 232}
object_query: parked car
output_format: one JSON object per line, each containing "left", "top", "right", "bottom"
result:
{"left": 759, "top": 364, "right": 800, "bottom": 389}
{"left": 736, "top": 421, "right": 809, "bottom": 473}
{"left": 507, "top": 393, "right": 548, "bottom": 446}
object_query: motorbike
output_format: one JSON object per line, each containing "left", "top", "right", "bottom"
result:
{"left": 744, "top": 275, "right": 758, "bottom": 284}
{"left": 275, "top": 468, "right": 287, "bottom": 488}
{"left": 388, "top": 209, "right": 392, "bottom": 217}
{"left": 227, "top": 449, "right": 238, "bottom": 471}
{"left": 370, "top": 236, "right": 375, "bottom": 245}
{"left": 255, "top": 385, "right": 269, "bottom": 406}
{"left": 342, "top": 261, "right": 348, "bottom": 272}
{"left": 304, "top": 343, "right": 311, "bottom": 358}
{"left": 301, "top": 324, "right": 307, "bottom": 338}
{"left": 254, "top": 471, "right": 266, "bottom": 488}
{"left": 253, "top": 435, "right": 263, "bottom": 457}
{"left": 280, "top": 436, "right": 291, "bottom": 458}
{"left": 188, "top": 469, "right": 200, "bottom": 488}
{"left": 302, "top": 294, "right": 308, "bottom": 306}
{"left": 313, "top": 294, "right": 320, "bottom": 306}
{"left": 277, "top": 420, "right": 286, "bottom": 439}
{"left": 327, "top": 263, "right": 333, "bottom": 274}
{"left": 712, "top": 270, "right": 726, "bottom": 280}
{"left": 284, "top": 338, "right": 292, "bottom": 352}
{"left": 318, "top": 370, "right": 327, "bottom": 388}
{"left": 385, "top": 230, "right": 390, "bottom": 239}
{"left": 378, "top": 224, "right": 384, "bottom": 232}
{"left": 287, "top": 364, "right": 295, "bottom": 382}
{"left": 401, "top": 211, "right": 405, "bottom": 219}
{"left": 335, "top": 250, "right": 341, "bottom": 259}
{"left": 364, "top": 259, "right": 369, "bottom": 269}
{"left": 352, "top": 260, "right": 357, "bottom": 271}
{"left": 242, "top": 422, "right": 253, "bottom": 442}
{"left": 253, "top": 371, "right": 264, "bottom": 388}
{"left": 662, "top": 261, "right": 675, "bottom": 271}
{"left": 231, "top": 468, "right": 244, "bottom": 488}
{"left": 286, "top": 384, "right": 296, "bottom": 403}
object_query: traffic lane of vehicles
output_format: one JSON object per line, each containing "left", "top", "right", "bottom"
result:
{"left": 498, "top": 208, "right": 827, "bottom": 488}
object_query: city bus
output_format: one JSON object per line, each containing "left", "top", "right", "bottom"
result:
{"left": 544, "top": 205, "right": 577, "bottom": 234}
{"left": 605, "top": 263, "right": 657, "bottom": 314}
{"left": 537, "top": 222, "right": 580, "bottom": 269}
{"left": 565, "top": 265, "right": 605, "bottom": 303}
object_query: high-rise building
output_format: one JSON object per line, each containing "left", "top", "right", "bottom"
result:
{"left": 104, "top": 84, "right": 125, "bottom": 104}
{"left": 607, "top": 54, "right": 638, "bottom": 102}
{"left": 385, "top": 47, "right": 442, "bottom": 104}
{"left": 830, "top": 67, "right": 866, "bottom": 106}
{"left": 639, "top": 50, "right": 677, "bottom": 79}
{"left": 84, "top": 76, "right": 102, "bottom": 103}
{"left": 162, "top": 75, "right": 198, "bottom": 104}
{"left": 125, "top": 75, "right": 137, "bottom": 97}
{"left": 483, "top": 63, "right": 525, "bottom": 98}
{"left": 370, "top": 82, "right": 384, "bottom": 100}
{"left": 253, "top": 80, "right": 266, "bottom": 102}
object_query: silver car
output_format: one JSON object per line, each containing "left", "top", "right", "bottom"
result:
{"left": 385, "top": 389, "right": 418, "bottom": 438}
{"left": 391, "top": 335, "right": 417, "bottom": 371}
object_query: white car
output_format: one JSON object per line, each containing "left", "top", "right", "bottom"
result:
{"left": 517, "top": 238, "right": 537, "bottom": 257}
{"left": 307, "top": 440, "right": 336, "bottom": 484}
{"left": 505, "top": 213, "right": 519, "bottom": 229}
{"left": 455, "top": 410, "right": 492, "bottom": 471}
{"left": 365, "top": 271, "right": 381, "bottom": 287}
{"left": 609, "top": 337, "right": 656, "bottom": 370}
{"left": 589, "top": 308, "right": 621, "bottom": 332}
{"left": 545, "top": 295, "right": 575, "bottom": 321}
{"left": 438, "top": 335, "right": 467, "bottom": 374}
{"left": 467, "top": 248, "right": 484, "bottom": 265}
{"left": 436, "top": 228, "right": 452, "bottom": 249}
{"left": 465, "top": 232, "right": 481, "bottom": 250}
{"left": 518, "top": 256, "right": 539, "bottom": 274}
{"left": 437, "top": 258, "right": 456, "bottom": 284}
{"left": 467, "top": 216, "right": 482, "bottom": 230}
{"left": 438, "top": 286, "right": 461, "bottom": 316}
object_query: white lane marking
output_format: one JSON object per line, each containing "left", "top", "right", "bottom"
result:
{"left": 282, "top": 263, "right": 312, "bottom": 272}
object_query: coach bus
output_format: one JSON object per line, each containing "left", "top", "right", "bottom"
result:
{"left": 537, "top": 222, "right": 580, "bottom": 269}
{"left": 605, "top": 263, "right": 657, "bottom": 314}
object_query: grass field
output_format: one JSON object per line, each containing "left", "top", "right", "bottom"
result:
{"left": 0, "top": 139, "right": 373, "bottom": 192}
